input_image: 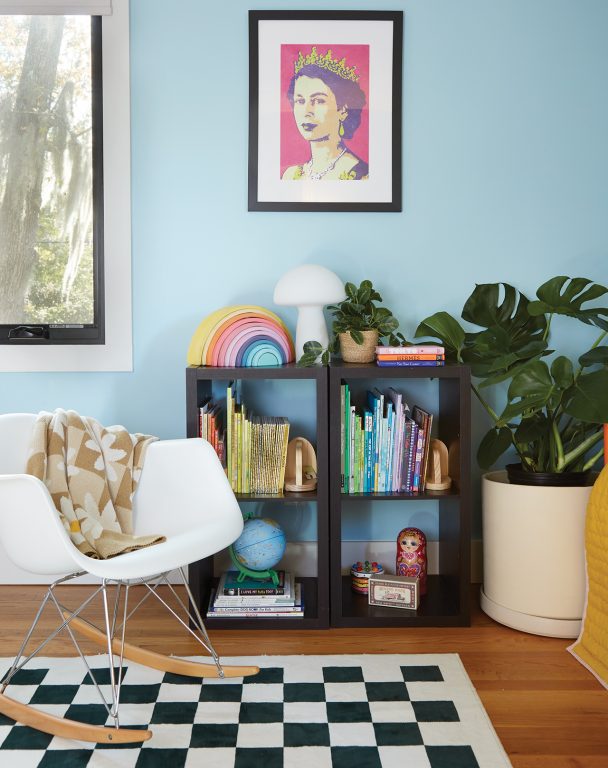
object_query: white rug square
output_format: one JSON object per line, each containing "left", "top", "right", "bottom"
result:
{"left": 369, "top": 699, "right": 416, "bottom": 722}
{"left": 283, "top": 701, "right": 328, "bottom": 723}
{"left": 236, "top": 721, "right": 283, "bottom": 748}
{"left": 241, "top": 682, "right": 284, "bottom": 702}
{"left": 328, "top": 720, "right": 377, "bottom": 746}
{"left": 378, "top": 744, "right": 432, "bottom": 768}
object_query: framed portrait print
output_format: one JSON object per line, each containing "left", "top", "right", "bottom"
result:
{"left": 248, "top": 11, "right": 403, "bottom": 212}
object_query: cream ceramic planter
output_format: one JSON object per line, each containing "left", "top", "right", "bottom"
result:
{"left": 480, "top": 470, "right": 591, "bottom": 638}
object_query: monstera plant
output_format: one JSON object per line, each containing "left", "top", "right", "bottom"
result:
{"left": 415, "top": 276, "right": 608, "bottom": 476}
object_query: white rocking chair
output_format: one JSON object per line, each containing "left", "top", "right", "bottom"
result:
{"left": 0, "top": 413, "right": 258, "bottom": 743}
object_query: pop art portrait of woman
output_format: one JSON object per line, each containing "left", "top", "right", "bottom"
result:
{"left": 281, "top": 45, "right": 369, "bottom": 182}
{"left": 249, "top": 12, "right": 402, "bottom": 212}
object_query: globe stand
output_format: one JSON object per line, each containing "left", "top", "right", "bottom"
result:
{"left": 228, "top": 545, "right": 280, "bottom": 586}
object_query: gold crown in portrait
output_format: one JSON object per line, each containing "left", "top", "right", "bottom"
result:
{"left": 294, "top": 47, "right": 359, "bottom": 82}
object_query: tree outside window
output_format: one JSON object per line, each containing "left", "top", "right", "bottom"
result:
{"left": 0, "top": 15, "right": 101, "bottom": 341}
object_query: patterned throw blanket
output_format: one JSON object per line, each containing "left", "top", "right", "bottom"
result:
{"left": 26, "top": 409, "right": 165, "bottom": 560}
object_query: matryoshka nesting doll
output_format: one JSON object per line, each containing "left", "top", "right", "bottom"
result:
{"left": 396, "top": 527, "right": 427, "bottom": 594}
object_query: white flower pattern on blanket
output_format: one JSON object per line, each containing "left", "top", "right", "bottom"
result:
{"left": 26, "top": 409, "right": 165, "bottom": 559}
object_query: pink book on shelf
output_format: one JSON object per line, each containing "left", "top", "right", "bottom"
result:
{"left": 375, "top": 345, "right": 445, "bottom": 355}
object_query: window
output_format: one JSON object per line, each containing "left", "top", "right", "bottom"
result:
{"left": 0, "top": 15, "right": 103, "bottom": 344}
{"left": 0, "top": 0, "right": 132, "bottom": 372}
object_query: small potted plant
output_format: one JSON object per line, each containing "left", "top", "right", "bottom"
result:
{"left": 299, "top": 279, "right": 405, "bottom": 365}
{"left": 415, "top": 275, "right": 608, "bottom": 637}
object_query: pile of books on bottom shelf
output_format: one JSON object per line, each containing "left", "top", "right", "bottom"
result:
{"left": 207, "top": 570, "right": 304, "bottom": 619}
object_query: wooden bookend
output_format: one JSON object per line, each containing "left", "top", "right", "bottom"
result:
{"left": 425, "top": 439, "right": 452, "bottom": 491}
{"left": 284, "top": 437, "right": 317, "bottom": 492}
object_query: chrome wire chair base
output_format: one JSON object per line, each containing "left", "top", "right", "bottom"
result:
{"left": 0, "top": 570, "right": 259, "bottom": 743}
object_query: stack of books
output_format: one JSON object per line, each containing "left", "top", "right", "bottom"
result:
{"left": 199, "top": 381, "right": 290, "bottom": 494}
{"left": 207, "top": 570, "right": 304, "bottom": 619}
{"left": 375, "top": 345, "right": 445, "bottom": 367}
{"left": 340, "top": 383, "right": 434, "bottom": 494}
{"left": 226, "top": 381, "right": 290, "bottom": 494}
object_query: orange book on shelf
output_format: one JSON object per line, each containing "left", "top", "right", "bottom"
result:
{"left": 376, "top": 354, "right": 445, "bottom": 362}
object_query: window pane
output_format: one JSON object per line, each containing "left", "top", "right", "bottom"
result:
{"left": 0, "top": 15, "right": 94, "bottom": 326}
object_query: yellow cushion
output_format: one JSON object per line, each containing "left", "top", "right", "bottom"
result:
{"left": 568, "top": 464, "right": 608, "bottom": 688}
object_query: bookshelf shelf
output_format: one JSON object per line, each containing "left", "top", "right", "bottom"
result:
{"left": 329, "top": 363, "right": 471, "bottom": 628}
{"left": 186, "top": 365, "right": 329, "bottom": 630}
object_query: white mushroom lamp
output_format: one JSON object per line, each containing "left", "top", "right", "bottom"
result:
{"left": 274, "top": 265, "right": 345, "bottom": 360}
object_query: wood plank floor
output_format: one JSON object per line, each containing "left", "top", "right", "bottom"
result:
{"left": 1, "top": 584, "right": 606, "bottom": 768}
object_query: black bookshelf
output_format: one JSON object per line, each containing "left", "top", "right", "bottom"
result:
{"left": 186, "top": 364, "right": 329, "bottom": 630}
{"left": 328, "top": 363, "right": 471, "bottom": 628}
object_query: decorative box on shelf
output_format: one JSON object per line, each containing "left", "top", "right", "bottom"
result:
{"left": 368, "top": 574, "right": 419, "bottom": 610}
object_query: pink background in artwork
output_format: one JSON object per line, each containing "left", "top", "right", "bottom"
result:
{"left": 280, "top": 44, "right": 370, "bottom": 177}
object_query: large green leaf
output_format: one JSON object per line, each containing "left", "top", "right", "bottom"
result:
{"left": 496, "top": 361, "right": 555, "bottom": 424}
{"left": 477, "top": 426, "right": 512, "bottom": 469}
{"left": 528, "top": 276, "right": 608, "bottom": 329}
{"left": 415, "top": 312, "right": 465, "bottom": 360}
{"left": 457, "top": 283, "right": 548, "bottom": 384}
{"left": 550, "top": 356, "right": 574, "bottom": 389}
{"left": 462, "top": 282, "right": 546, "bottom": 338}
{"left": 514, "top": 414, "right": 551, "bottom": 444}
{"left": 579, "top": 346, "right": 608, "bottom": 368}
{"left": 563, "top": 369, "right": 608, "bottom": 422}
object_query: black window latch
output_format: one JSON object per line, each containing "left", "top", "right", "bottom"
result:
{"left": 7, "top": 325, "right": 49, "bottom": 340}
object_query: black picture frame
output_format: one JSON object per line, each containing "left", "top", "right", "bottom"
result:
{"left": 248, "top": 10, "right": 403, "bottom": 212}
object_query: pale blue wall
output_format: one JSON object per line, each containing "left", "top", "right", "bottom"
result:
{"left": 1, "top": 0, "right": 607, "bottom": 537}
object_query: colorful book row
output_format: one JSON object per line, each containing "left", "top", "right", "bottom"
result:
{"left": 340, "top": 383, "right": 434, "bottom": 495}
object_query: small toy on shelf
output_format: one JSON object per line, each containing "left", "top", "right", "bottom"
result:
{"left": 396, "top": 527, "right": 427, "bottom": 594}
{"left": 425, "top": 438, "right": 452, "bottom": 491}
{"left": 284, "top": 437, "right": 317, "bottom": 492}
{"left": 350, "top": 560, "right": 384, "bottom": 594}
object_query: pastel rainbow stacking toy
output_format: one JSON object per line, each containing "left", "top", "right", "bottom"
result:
{"left": 187, "top": 305, "right": 295, "bottom": 367}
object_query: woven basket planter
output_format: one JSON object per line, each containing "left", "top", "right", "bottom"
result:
{"left": 339, "top": 330, "right": 378, "bottom": 363}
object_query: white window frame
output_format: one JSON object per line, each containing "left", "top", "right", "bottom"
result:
{"left": 0, "top": 0, "right": 132, "bottom": 372}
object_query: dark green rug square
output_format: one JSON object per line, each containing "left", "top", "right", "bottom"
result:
{"left": 199, "top": 683, "right": 242, "bottom": 702}
{"left": 0, "top": 724, "right": 53, "bottom": 750}
{"left": 234, "top": 747, "right": 283, "bottom": 767}
{"left": 190, "top": 722, "right": 238, "bottom": 748}
{"left": 162, "top": 671, "right": 198, "bottom": 685}
{"left": 38, "top": 750, "right": 92, "bottom": 767}
{"left": 412, "top": 700, "right": 460, "bottom": 722}
{"left": 426, "top": 745, "right": 480, "bottom": 767}
{"left": 135, "top": 748, "right": 188, "bottom": 767}
{"left": 284, "top": 682, "right": 325, "bottom": 702}
{"left": 326, "top": 701, "right": 371, "bottom": 722}
{"left": 239, "top": 702, "right": 283, "bottom": 723}
{"left": 243, "top": 667, "right": 283, "bottom": 684}
{"left": 401, "top": 665, "right": 444, "bottom": 682}
{"left": 82, "top": 667, "right": 126, "bottom": 686}
{"left": 373, "top": 721, "right": 423, "bottom": 746}
{"left": 120, "top": 684, "right": 161, "bottom": 703}
{"left": 30, "top": 685, "right": 79, "bottom": 705}
{"left": 1, "top": 668, "right": 47, "bottom": 685}
{"left": 323, "top": 666, "right": 364, "bottom": 683}
{"left": 331, "top": 746, "right": 382, "bottom": 768}
{"left": 284, "top": 722, "right": 330, "bottom": 747}
{"left": 64, "top": 703, "right": 108, "bottom": 726}
{"left": 150, "top": 701, "right": 197, "bottom": 724}
{"left": 365, "top": 681, "right": 409, "bottom": 701}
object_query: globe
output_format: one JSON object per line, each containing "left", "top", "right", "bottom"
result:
{"left": 232, "top": 517, "right": 286, "bottom": 573}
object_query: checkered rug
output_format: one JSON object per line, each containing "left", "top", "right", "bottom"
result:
{"left": 0, "top": 653, "right": 511, "bottom": 767}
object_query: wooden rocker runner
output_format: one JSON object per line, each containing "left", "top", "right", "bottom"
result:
{"left": 0, "top": 413, "right": 259, "bottom": 744}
